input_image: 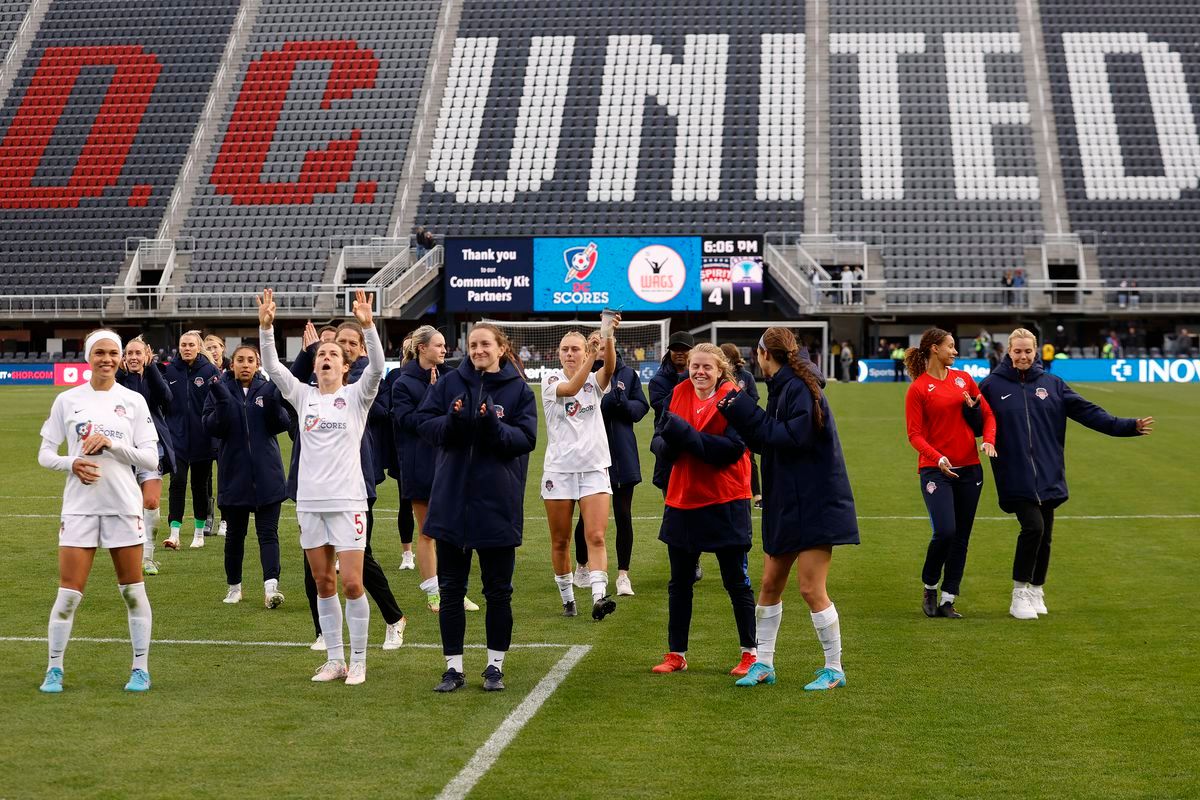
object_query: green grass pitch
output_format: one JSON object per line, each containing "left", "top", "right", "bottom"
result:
{"left": 0, "top": 382, "right": 1197, "bottom": 799}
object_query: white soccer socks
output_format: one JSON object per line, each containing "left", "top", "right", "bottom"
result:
{"left": 754, "top": 602, "right": 783, "bottom": 668}
{"left": 445, "top": 654, "right": 464, "bottom": 673}
{"left": 119, "top": 582, "right": 152, "bottom": 672}
{"left": 810, "top": 603, "right": 842, "bottom": 673}
{"left": 487, "top": 649, "right": 506, "bottom": 673}
{"left": 143, "top": 507, "right": 159, "bottom": 560}
{"left": 47, "top": 587, "right": 83, "bottom": 670}
{"left": 588, "top": 570, "right": 608, "bottom": 602}
{"left": 554, "top": 573, "right": 575, "bottom": 604}
{"left": 345, "top": 595, "right": 370, "bottom": 665}
{"left": 317, "top": 594, "right": 345, "bottom": 662}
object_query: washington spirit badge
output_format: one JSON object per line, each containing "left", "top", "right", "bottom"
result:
{"left": 1035, "top": 387, "right": 1048, "bottom": 400}
{"left": 334, "top": 397, "right": 347, "bottom": 410}
{"left": 954, "top": 376, "right": 966, "bottom": 388}
{"left": 926, "top": 481, "right": 937, "bottom": 494}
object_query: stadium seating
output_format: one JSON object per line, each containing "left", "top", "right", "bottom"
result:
{"left": 0, "top": 1, "right": 29, "bottom": 60}
{"left": 0, "top": 0, "right": 241, "bottom": 294}
{"left": 1042, "top": 0, "right": 1200, "bottom": 286}
{"left": 415, "top": 0, "right": 809, "bottom": 235}
{"left": 180, "top": 0, "right": 439, "bottom": 295}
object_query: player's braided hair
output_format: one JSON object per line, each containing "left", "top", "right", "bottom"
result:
{"left": 904, "top": 327, "right": 951, "bottom": 380}
{"left": 759, "top": 327, "right": 825, "bottom": 430}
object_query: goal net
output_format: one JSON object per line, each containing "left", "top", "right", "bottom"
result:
{"left": 690, "top": 320, "right": 831, "bottom": 377}
{"left": 481, "top": 319, "right": 671, "bottom": 383}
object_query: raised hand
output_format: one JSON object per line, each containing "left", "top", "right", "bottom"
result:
{"left": 302, "top": 320, "right": 318, "bottom": 348}
{"left": 1136, "top": 416, "right": 1155, "bottom": 435}
{"left": 353, "top": 289, "right": 374, "bottom": 328}
{"left": 257, "top": 288, "right": 276, "bottom": 329}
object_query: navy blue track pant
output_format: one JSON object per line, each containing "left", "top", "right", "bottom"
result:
{"left": 919, "top": 463, "right": 983, "bottom": 596}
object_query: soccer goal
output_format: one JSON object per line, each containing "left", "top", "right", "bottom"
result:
{"left": 689, "top": 320, "right": 831, "bottom": 376}
{"left": 481, "top": 318, "right": 671, "bottom": 383}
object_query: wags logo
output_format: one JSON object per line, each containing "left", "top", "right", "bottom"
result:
{"left": 628, "top": 244, "right": 685, "bottom": 303}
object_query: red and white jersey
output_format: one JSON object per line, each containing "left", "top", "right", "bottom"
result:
{"left": 40, "top": 383, "right": 157, "bottom": 516}
{"left": 260, "top": 326, "right": 384, "bottom": 512}
{"left": 541, "top": 369, "right": 611, "bottom": 474}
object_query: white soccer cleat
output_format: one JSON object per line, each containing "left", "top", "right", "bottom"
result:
{"left": 310, "top": 634, "right": 326, "bottom": 652}
{"left": 311, "top": 659, "right": 348, "bottom": 682}
{"left": 189, "top": 532, "right": 205, "bottom": 549}
{"left": 1009, "top": 588, "right": 1038, "bottom": 620}
{"left": 399, "top": 551, "right": 415, "bottom": 571}
{"left": 163, "top": 531, "right": 180, "bottom": 550}
{"left": 572, "top": 564, "right": 590, "bottom": 589}
{"left": 345, "top": 662, "right": 366, "bottom": 686}
{"left": 223, "top": 586, "right": 242, "bottom": 604}
{"left": 1029, "top": 588, "right": 1048, "bottom": 615}
{"left": 383, "top": 618, "right": 406, "bottom": 650}
{"left": 616, "top": 573, "right": 635, "bottom": 596}
{"left": 217, "top": 520, "right": 227, "bottom": 537}
{"left": 265, "top": 589, "right": 285, "bottom": 609}
{"left": 463, "top": 596, "right": 480, "bottom": 612}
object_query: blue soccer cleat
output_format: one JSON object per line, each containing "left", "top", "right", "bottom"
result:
{"left": 39, "top": 667, "right": 64, "bottom": 693}
{"left": 124, "top": 668, "right": 151, "bottom": 692}
{"left": 734, "top": 662, "right": 776, "bottom": 687}
{"left": 803, "top": 668, "right": 847, "bottom": 691}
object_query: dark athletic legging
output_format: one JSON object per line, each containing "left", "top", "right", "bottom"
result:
{"left": 573, "top": 483, "right": 636, "bottom": 571}
{"left": 304, "top": 497, "right": 404, "bottom": 634}
{"left": 168, "top": 459, "right": 212, "bottom": 526}
{"left": 396, "top": 486, "right": 415, "bottom": 545}
{"left": 918, "top": 463, "right": 983, "bottom": 596}
{"left": 437, "top": 540, "right": 515, "bottom": 656}
{"left": 666, "top": 543, "right": 756, "bottom": 653}
{"left": 1011, "top": 500, "right": 1055, "bottom": 585}
{"left": 221, "top": 502, "right": 281, "bottom": 585}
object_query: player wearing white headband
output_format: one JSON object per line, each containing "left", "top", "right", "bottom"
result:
{"left": 37, "top": 330, "right": 160, "bottom": 693}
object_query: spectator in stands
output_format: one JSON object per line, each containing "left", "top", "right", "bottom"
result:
{"left": 1013, "top": 269, "right": 1026, "bottom": 306}
{"left": 1180, "top": 329, "right": 1195, "bottom": 357}
{"left": 1118, "top": 279, "right": 1129, "bottom": 309}
{"left": 451, "top": 344, "right": 464, "bottom": 360}
{"left": 840, "top": 267, "right": 853, "bottom": 305}
{"left": 1002, "top": 270, "right": 1015, "bottom": 306}
{"left": 988, "top": 342, "right": 1003, "bottom": 373}
{"left": 1130, "top": 279, "right": 1140, "bottom": 310}
{"left": 519, "top": 345, "right": 532, "bottom": 363}
{"left": 839, "top": 341, "right": 855, "bottom": 384}
{"left": 876, "top": 339, "right": 891, "bottom": 360}
{"left": 853, "top": 266, "right": 864, "bottom": 304}
{"left": 811, "top": 270, "right": 823, "bottom": 306}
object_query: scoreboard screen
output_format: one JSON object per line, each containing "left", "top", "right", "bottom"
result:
{"left": 701, "top": 235, "right": 764, "bottom": 312}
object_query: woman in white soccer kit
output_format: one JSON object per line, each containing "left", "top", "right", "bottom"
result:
{"left": 37, "top": 330, "right": 160, "bottom": 694}
{"left": 258, "top": 288, "right": 384, "bottom": 686}
{"left": 542, "top": 317, "right": 620, "bottom": 620}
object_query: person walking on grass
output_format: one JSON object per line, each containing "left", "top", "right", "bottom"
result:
{"left": 719, "top": 327, "right": 859, "bottom": 690}
{"left": 979, "top": 328, "right": 1154, "bottom": 620}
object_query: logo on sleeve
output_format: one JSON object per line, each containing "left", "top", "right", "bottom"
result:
{"left": 255, "top": 396, "right": 264, "bottom": 407}
{"left": 926, "top": 480, "right": 937, "bottom": 494}
{"left": 547, "top": 375, "right": 560, "bottom": 386}
{"left": 193, "top": 377, "right": 204, "bottom": 387}
{"left": 954, "top": 376, "right": 966, "bottom": 388}
{"left": 114, "top": 404, "right": 126, "bottom": 417}
{"left": 304, "top": 414, "right": 320, "bottom": 431}
{"left": 333, "top": 397, "right": 346, "bottom": 410}
{"left": 1035, "top": 387, "right": 1049, "bottom": 400}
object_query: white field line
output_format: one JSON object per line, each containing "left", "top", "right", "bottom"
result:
{"left": 0, "top": 636, "right": 573, "bottom": 650}
{"left": 435, "top": 644, "right": 591, "bottom": 800}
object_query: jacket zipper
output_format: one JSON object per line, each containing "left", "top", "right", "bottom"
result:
{"left": 1020, "top": 372, "right": 1041, "bottom": 504}
{"left": 242, "top": 385, "right": 257, "bottom": 499}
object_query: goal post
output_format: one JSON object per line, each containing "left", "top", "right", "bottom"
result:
{"left": 689, "top": 320, "right": 831, "bottom": 377}
{"left": 481, "top": 318, "right": 671, "bottom": 383}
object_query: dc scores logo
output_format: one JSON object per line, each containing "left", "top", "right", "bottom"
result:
{"left": 75, "top": 421, "right": 93, "bottom": 439}
{"left": 254, "top": 396, "right": 264, "bottom": 407}
{"left": 493, "top": 404, "right": 505, "bottom": 419}
{"left": 564, "top": 242, "right": 598, "bottom": 282}
{"left": 304, "top": 414, "right": 321, "bottom": 431}
{"left": 553, "top": 242, "right": 609, "bottom": 305}
{"left": 628, "top": 244, "right": 686, "bottom": 303}
{"left": 564, "top": 400, "right": 581, "bottom": 417}
{"left": 1035, "top": 387, "right": 1049, "bottom": 400}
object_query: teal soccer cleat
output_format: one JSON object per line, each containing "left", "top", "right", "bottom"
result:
{"left": 39, "top": 667, "right": 64, "bottom": 693}
{"left": 803, "top": 668, "right": 847, "bottom": 691}
{"left": 734, "top": 662, "right": 776, "bottom": 687}
{"left": 124, "top": 668, "right": 151, "bottom": 692}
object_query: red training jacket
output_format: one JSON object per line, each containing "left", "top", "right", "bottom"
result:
{"left": 904, "top": 368, "right": 995, "bottom": 471}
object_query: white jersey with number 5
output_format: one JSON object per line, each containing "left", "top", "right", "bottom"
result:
{"left": 260, "top": 326, "right": 384, "bottom": 512}
{"left": 541, "top": 369, "right": 610, "bottom": 473}
{"left": 40, "top": 383, "right": 158, "bottom": 516}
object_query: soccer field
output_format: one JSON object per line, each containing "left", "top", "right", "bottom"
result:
{"left": 1, "top": 382, "right": 1197, "bottom": 799}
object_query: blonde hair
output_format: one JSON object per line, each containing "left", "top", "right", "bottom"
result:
{"left": 180, "top": 329, "right": 212, "bottom": 364}
{"left": 689, "top": 342, "right": 737, "bottom": 386}
{"left": 1008, "top": 327, "right": 1038, "bottom": 348}
{"left": 402, "top": 325, "right": 439, "bottom": 364}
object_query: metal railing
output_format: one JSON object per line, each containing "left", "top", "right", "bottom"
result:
{"left": 383, "top": 245, "right": 442, "bottom": 310}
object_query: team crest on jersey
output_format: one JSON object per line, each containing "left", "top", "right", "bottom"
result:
{"left": 954, "top": 376, "right": 966, "bottom": 389}
{"left": 493, "top": 404, "right": 505, "bottom": 419}
{"left": 304, "top": 414, "right": 320, "bottom": 431}
{"left": 255, "top": 396, "right": 264, "bottom": 407}
{"left": 193, "top": 377, "right": 204, "bottom": 387}
{"left": 114, "top": 404, "right": 126, "bottom": 417}
{"left": 926, "top": 481, "right": 937, "bottom": 494}
{"left": 738, "top": 379, "right": 746, "bottom": 389}
{"left": 75, "top": 421, "right": 92, "bottom": 439}
{"left": 544, "top": 479, "right": 554, "bottom": 491}
{"left": 334, "top": 397, "right": 346, "bottom": 410}
{"left": 1035, "top": 387, "right": 1048, "bottom": 400}
{"left": 547, "top": 375, "right": 560, "bottom": 385}
{"left": 617, "top": 380, "right": 626, "bottom": 391}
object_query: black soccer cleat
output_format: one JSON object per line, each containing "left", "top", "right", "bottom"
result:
{"left": 592, "top": 596, "right": 617, "bottom": 621}
{"left": 937, "top": 601, "right": 963, "bottom": 619}
{"left": 433, "top": 669, "right": 465, "bottom": 693}
{"left": 562, "top": 600, "right": 578, "bottom": 617}
{"left": 922, "top": 588, "right": 938, "bottom": 618}
{"left": 694, "top": 562, "right": 703, "bottom": 583}
{"left": 481, "top": 665, "right": 506, "bottom": 692}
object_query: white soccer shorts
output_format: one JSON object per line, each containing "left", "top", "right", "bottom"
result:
{"left": 540, "top": 469, "right": 612, "bottom": 501}
{"left": 59, "top": 514, "right": 146, "bottom": 549}
{"left": 297, "top": 510, "right": 368, "bottom": 552}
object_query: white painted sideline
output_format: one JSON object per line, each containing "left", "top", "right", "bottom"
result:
{"left": 435, "top": 644, "right": 591, "bottom": 800}
{"left": 0, "top": 636, "right": 572, "bottom": 650}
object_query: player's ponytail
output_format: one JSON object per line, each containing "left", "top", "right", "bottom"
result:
{"left": 759, "top": 327, "right": 825, "bottom": 430}
{"left": 905, "top": 327, "right": 950, "bottom": 380}
{"left": 403, "top": 325, "right": 438, "bottom": 365}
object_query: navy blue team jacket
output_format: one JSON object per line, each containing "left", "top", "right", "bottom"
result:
{"left": 117, "top": 364, "right": 177, "bottom": 474}
{"left": 416, "top": 358, "right": 537, "bottom": 549}
{"left": 979, "top": 355, "right": 1140, "bottom": 512}
{"left": 390, "top": 359, "right": 437, "bottom": 501}
{"left": 202, "top": 373, "right": 290, "bottom": 508}
{"left": 159, "top": 357, "right": 219, "bottom": 463}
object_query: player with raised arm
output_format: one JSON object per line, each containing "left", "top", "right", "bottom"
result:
{"left": 542, "top": 316, "right": 620, "bottom": 620}
{"left": 258, "top": 288, "right": 384, "bottom": 685}
{"left": 37, "top": 330, "right": 160, "bottom": 693}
